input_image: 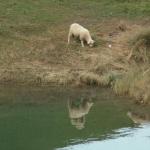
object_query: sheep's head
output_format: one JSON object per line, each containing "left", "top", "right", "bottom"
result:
{"left": 88, "top": 40, "right": 95, "bottom": 47}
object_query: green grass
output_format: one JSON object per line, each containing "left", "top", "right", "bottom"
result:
{"left": 0, "top": 0, "right": 150, "bottom": 27}
{"left": 0, "top": 0, "right": 150, "bottom": 48}
{"left": 0, "top": 0, "right": 149, "bottom": 66}
{"left": 1, "top": 0, "right": 150, "bottom": 22}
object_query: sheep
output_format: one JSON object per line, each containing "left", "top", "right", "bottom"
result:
{"left": 68, "top": 23, "right": 95, "bottom": 47}
{"left": 68, "top": 97, "right": 93, "bottom": 130}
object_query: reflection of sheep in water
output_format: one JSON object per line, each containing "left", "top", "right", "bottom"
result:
{"left": 68, "top": 97, "right": 93, "bottom": 130}
{"left": 127, "top": 111, "right": 150, "bottom": 124}
{"left": 68, "top": 23, "right": 95, "bottom": 47}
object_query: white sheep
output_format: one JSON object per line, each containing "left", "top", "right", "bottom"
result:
{"left": 68, "top": 23, "right": 95, "bottom": 47}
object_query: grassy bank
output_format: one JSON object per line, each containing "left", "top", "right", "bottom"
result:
{"left": 0, "top": 0, "right": 150, "bottom": 104}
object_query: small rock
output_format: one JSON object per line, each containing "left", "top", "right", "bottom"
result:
{"left": 108, "top": 44, "right": 112, "bottom": 48}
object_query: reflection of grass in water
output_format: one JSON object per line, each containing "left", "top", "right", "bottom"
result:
{"left": 0, "top": 86, "right": 134, "bottom": 150}
{"left": 71, "top": 98, "right": 82, "bottom": 108}
{"left": 70, "top": 97, "right": 89, "bottom": 108}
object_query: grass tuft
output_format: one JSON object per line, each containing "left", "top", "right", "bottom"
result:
{"left": 113, "top": 67, "right": 150, "bottom": 104}
{"left": 128, "top": 28, "right": 150, "bottom": 63}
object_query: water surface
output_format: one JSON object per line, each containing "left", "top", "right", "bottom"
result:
{"left": 0, "top": 86, "right": 149, "bottom": 150}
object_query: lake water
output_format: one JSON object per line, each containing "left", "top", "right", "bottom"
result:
{"left": 0, "top": 86, "right": 149, "bottom": 150}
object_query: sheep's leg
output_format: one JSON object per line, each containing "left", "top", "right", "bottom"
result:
{"left": 81, "top": 40, "right": 84, "bottom": 47}
{"left": 68, "top": 31, "right": 72, "bottom": 44}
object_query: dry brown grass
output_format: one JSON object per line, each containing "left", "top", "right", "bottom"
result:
{"left": 127, "top": 28, "right": 150, "bottom": 63}
{"left": 78, "top": 71, "right": 110, "bottom": 86}
{"left": 112, "top": 25, "right": 150, "bottom": 104}
{"left": 0, "top": 19, "right": 150, "bottom": 105}
{"left": 113, "top": 67, "right": 150, "bottom": 104}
